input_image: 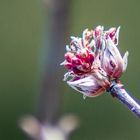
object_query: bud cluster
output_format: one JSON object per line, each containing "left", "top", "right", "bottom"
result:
{"left": 61, "top": 26, "right": 128, "bottom": 97}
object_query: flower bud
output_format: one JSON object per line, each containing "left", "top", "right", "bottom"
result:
{"left": 101, "top": 37, "right": 128, "bottom": 78}
{"left": 61, "top": 26, "right": 128, "bottom": 98}
{"left": 67, "top": 75, "right": 106, "bottom": 97}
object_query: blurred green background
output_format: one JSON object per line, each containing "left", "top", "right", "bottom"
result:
{"left": 1, "top": 0, "right": 140, "bottom": 140}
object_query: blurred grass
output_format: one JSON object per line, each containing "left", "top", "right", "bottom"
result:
{"left": 1, "top": 0, "right": 140, "bottom": 140}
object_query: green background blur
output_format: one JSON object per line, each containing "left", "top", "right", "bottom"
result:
{"left": 1, "top": 0, "right": 140, "bottom": 140}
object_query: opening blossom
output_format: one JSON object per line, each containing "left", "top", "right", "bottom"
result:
{"left": 61, "top": 26, "right": 128, "bottom": 98}
{"left": 61, "top": 26, "right": 140, "bottom": 118}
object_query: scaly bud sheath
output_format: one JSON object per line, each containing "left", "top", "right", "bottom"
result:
{"left": 109, "top": 81, "right": 140, "bottom": 118}
{"left": 61, "top": 26, "right": 140, "bottom": 117}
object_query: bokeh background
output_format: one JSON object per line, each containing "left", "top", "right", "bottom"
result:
{"left": 1, "top": 0, "right": 140, "bottom": 140}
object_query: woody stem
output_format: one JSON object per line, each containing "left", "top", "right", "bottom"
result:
{"left": 109, "top": 80, "right": 140, "bottom": 118}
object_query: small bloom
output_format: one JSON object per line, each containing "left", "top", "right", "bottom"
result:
{"left": 61, "top": 26, "right": 128, "bottom": 98}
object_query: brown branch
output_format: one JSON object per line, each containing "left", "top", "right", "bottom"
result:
{"left": 36, "top": 0, "right": 71, "bottom": 124}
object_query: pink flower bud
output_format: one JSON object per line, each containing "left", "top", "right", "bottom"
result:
{"left": 61, "top": 26, "right": 128, "bottom": 98}
{"left": 101, "top": 36, "right": 128, "bottom": 78}
{"left": 67, "top": 75, "right": 107, "bottom": 97}
{"left": 94, "top": 26, "right": 104, "bottom": 38}
{"left": 106, "top": 27, "right": 120, "bottom": 45}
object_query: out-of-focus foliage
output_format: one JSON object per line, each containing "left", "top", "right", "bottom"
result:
{"left": 0, "top": 0, "right": 42, "bottom": 139}
{"left": 0, "top": 0, "right": 140, "bottom": 140}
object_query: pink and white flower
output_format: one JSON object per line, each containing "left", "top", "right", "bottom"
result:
{"left": 61, "top": 26, "right": 128, "bottom": 98}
